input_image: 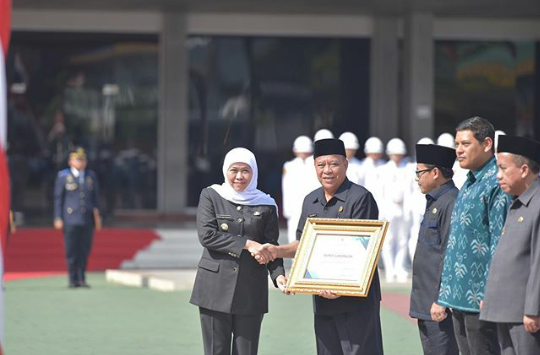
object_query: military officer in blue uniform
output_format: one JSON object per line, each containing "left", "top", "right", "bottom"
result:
{"left": 54, "top": 148, "right": 101, "bottom": 288}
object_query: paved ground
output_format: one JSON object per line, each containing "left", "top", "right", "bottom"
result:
{"left": 4, "top": 272, "right": 422, "bottom": 355}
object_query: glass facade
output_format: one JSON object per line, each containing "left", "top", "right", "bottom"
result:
{"left": 434, "top": 40, "right": 538, "bottom": 138}
{"left": 187, "top": 36, "right": 370, "bottom": 207}
{"left": 6, "top": 32, "right": 159, "bottom": 224}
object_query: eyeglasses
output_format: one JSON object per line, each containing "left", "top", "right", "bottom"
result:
{"left": 415, "top": 167, "right": 435, "bottom": 178}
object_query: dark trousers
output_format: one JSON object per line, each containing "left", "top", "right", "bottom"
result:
{"left": 63, "top": 224, "right": 94, "bottom": 285}
{"left": 199, "top": 307, "right": 264, "bottom": 355}
{"left": 497, "top": 323, "right": 540, "bottom": 355}
{"left": 314, "top": 306, "right": 383, "bottom": 355}
{"left": 452, "top": 310, "right": 500, "bottom": 355}
{"left": 418, "top": 317, "right": 459, "bottom": 355}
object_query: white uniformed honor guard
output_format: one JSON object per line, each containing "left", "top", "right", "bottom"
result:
{"left": 377, "top": 138, "right": 411, "bottom": 282}
{"left": 438, "top": 132, "right": 468, "bottom": 189}
{"left": 358, "top": 137, "right": 385, "bottom": 204}
{"left": 339, "top": 132, "right": 363, "bottom": 185}
{"left": 282, "top": 136, "right": 319, "bottom": 243}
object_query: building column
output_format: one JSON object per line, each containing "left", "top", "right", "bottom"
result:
{"left": 402, "top": 12, "right": 434, "bottom": 148}
{"left": 370, "top": 17, "right": 399, "bottom": 145}
{"left": 158, "top": 12, "right": 188, "bottom": 213}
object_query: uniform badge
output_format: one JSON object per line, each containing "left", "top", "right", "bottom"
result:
{"left": 67, "top": 175, "right": 74, "bottom": 183}
{"left": 254, "top": 211, "right": 261, "bottom": 216}
{"left": 518, "top": 216, "right": 524, "bottom": 223}
{"left": 432, "top": 208, "right": 437, "bottom": 214}
{"left": 66, "top": 183, "right": 77, "bottom": 191}
{"left": 338, "top": 206, "right": 344, "bottom": 212}
{"left": 67, "top": 207, "right": 73, "bottom": 214}
{"left": 86, "top": 176, "right": 93, "bottom": 185}
{"left": 220, "top": 223, "right": 229, "bottom": 231}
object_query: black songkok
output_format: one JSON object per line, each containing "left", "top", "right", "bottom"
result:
{"left": 314, "top": 139, "right": 346, "bottom": 158}
{"left": 497, "top": 135, "right": 540, "bottom": 163}
{"left": 415, "top": 144, "right": 456, "bottom": 169}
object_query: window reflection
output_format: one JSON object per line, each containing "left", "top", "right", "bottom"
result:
{"left": 187, "top": 36, "right": 370, "bottom": 207}
{"left": 434, "top": 41, "right": 536, "bottom": 137}
{"left": 7, "top": 33, "right": 159, "bottom": 224}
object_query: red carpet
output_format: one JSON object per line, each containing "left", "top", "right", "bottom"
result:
{"left": 381, "top": 292, "right": 415, "bottom": 324}
{"left": 5, "top": 228, "right": 160, "bottom": 273}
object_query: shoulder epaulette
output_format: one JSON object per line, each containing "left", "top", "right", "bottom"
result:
{"left": 58, "top": 169, "right": 70, "bottom": 177}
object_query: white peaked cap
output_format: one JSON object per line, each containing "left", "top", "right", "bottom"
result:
{"left": 417, "top": 137, "right": 434, "bottom": 145}
{"left": 364, "top": 137, "right": 384, "bottom": 154}
{"left": 495, "top": 130, "right": 506, "bottom": 148}
{"left": 386, "top": 138, "right": 407, "bottom": 155}
{"left": 437, "top": 133, "right": 455, "bottom": 149}
{"left": 292, "top": 135, "right": 313, "bottom": 153}
{"left": 339, "top": 132, "right": 360, "bottom": 150}
{"left": 314, "top": 129, "right": 334, "bottom": 141}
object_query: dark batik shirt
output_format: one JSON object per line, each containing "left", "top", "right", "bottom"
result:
{"left": 296, "top": 178, "right": 381, "bottom": 315}
{"left": 438, "top": 157, "right": 511, "bottom": 312}
{"left": 410, "top": 180, "right": 458, "bottom": 320}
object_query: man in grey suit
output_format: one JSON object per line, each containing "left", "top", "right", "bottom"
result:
{"left": 480, "top": 135, "right": 540, "bottom": 354}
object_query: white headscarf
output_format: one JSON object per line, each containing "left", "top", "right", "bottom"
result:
{"left": 210, "top": 148, "right": 278, "bottom": 211}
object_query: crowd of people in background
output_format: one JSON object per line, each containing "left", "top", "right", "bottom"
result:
{"left": 282, "top": 127, "right": 509, "bottom": 283}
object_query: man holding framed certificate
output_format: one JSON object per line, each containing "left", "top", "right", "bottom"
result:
{"left": 262, "top": 138, "right": 383, "bottom": 355}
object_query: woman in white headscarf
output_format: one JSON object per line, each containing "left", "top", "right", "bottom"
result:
{"left": 190, "top": 147, "right": 286, "bottom": 355}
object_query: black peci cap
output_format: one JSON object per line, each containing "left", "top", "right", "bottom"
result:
{"left": 416, "top": 144, "right": 456, "bottom": 169}
{"left": 314, "top": 138, "right": 346, "bottom": 158}
{"left": 497, "top": 135, "right": 540, "bottom": 163}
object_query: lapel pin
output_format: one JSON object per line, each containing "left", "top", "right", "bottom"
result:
{"left": 338, "top": 206, "right": 344, "bottom": 212}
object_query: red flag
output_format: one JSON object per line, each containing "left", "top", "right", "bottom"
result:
{"left": 0, "top": 0, "right": 11, "bottom": 352}
{"left": 0, "top": 0, "right": 12, "bottom": 252}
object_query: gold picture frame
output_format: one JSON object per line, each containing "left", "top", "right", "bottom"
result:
{"left": 285, "top": 218, "right": 388, "bottom": 297}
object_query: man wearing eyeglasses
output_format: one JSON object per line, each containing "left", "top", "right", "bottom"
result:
{"left": 409, "top": 143, "right": 459, "bottom": 355}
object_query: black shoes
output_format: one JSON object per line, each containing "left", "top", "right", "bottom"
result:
{"left": 68, "top": 282, "right": 91, "bottom": 289}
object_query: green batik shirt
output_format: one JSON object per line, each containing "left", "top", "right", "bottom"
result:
{"left": 437, "top": 156, "right": 511, "bottom": 312}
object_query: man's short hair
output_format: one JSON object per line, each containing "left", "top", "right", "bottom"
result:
{"left": 456, "top": 117, "right": 495, "bottom": 150}
{"left": 425, "top": 164, "right": 454, "bottom": 179}
{"left": 512, "top": 154, "right": 540, "bottom": 175}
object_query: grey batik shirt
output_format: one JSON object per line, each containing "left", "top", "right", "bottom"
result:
{"left": 481, "top": 178, "right": 540, "bottom": 323}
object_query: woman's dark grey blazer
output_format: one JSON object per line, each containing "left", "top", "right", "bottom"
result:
{"left": 190, "top": 187, "right": 285, "bottom": 315}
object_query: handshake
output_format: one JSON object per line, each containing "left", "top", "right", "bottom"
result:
{"left": 245, "top": 240, "right": 280, "bottom": 265}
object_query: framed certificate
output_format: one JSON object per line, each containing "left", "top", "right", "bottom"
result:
{"left": 285, "top": 218, "right": 388, "bottom": 297}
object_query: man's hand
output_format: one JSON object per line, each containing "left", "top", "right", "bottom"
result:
{"left": 93, "top": 208, "right": 102, "bottom": 231}
{"left": 524, "top": 315, "right": 540, "bottom": 333}
{"left": 319, "top": 290, "right": 341, "bottom": 299}
{"left": 261, "top": 243, "right": 280, "bottom": 259}
{"left": 245, "top": 240, "right": 274, "bottom": 264}
{"left": 54, "top": 219, "right": 63, "bottom": 230}
{"left": 430, "top": 303, "right": 448, "bottom": 322}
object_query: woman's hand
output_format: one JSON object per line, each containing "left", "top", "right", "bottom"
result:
{"left": 244, "top": 240, "right": 275, "bottom": 264}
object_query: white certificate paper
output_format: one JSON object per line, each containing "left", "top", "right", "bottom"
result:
{"left": 304, "top": 233, "right": 370, "bottom": 282}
